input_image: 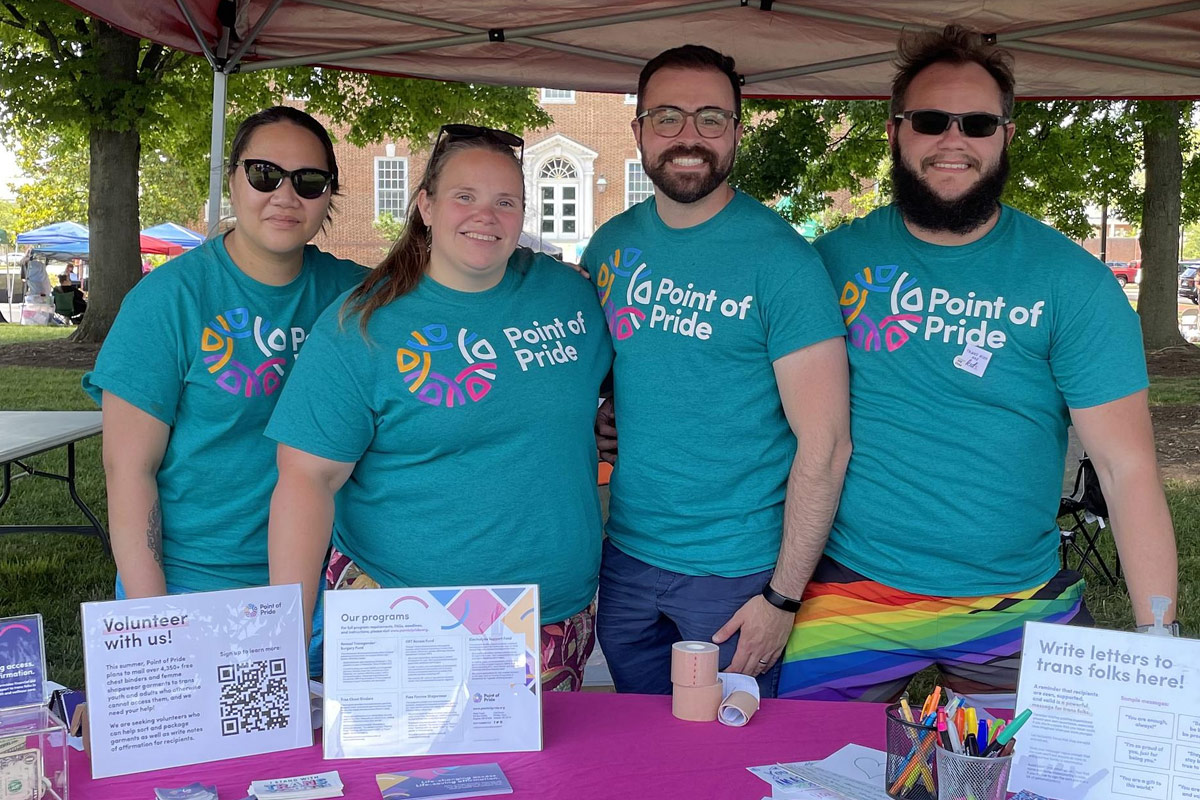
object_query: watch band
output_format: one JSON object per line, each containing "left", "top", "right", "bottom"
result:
{"left": 762, "top": 582, "right": 802, "bottom": 613}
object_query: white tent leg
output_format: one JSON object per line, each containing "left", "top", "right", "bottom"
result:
{"left": 206, "top": 69, "right": 228, "bottom": 238}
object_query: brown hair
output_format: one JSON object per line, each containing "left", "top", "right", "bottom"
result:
{"left": 890, "top": 25, "right": 1015, "bottom": 118}
{"left": 637, "top": 44, "right": 741, "bottom": 118}
{"left": 340, "top": 134, "right": 524, "bottom": 335}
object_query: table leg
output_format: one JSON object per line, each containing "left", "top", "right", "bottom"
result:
{"left": 0, "top": 442, "right": 112, "bottom": 556}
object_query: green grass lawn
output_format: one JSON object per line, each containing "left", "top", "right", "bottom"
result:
{"left": 1, "top": 322, "right": 1197, "bottom": 692}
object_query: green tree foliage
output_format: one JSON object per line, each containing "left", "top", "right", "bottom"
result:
{"left": 731, "top": 100, "right": 888, "bottom": 229}
{"left": 0, "top": 1, "right": 549, "bottom": 340}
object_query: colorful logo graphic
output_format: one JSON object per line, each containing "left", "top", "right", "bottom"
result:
{"left": 201, "top": 307, "right": 297, "bottom": 397}
{"left": 840, "top": 265, "right": 923, "bottom": 352}
{"left": 595, "top": 247, "right": 649, "bottom": 340}
{"left": 396, "top": 324, "right": 497, "bottom": 408}
{"left": 241, "top": 604, "right": 258, "bottom": 618}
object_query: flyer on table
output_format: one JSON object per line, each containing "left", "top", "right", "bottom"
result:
{"left": 1012, "top": 621, "right": 1200, "bottom": 800}
{"left": 0, "top": 613, "right": 46, "bottom": 710}
{"left": 323, "top": 585, "right": 541, "bottom": 759}
{"left": 81, "top": 585, "right": 311, "bottom": 778}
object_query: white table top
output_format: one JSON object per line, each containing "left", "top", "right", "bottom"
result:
{"left": 0, "top": 411, "right": 103, "bottom": 463}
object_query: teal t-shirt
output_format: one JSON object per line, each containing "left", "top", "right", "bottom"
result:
{"left": 815, "top": 204, "right": 1148, "bottom": 595}
{"left": 580, "top": 191, "right": 845, "bottom": 577}
{"left": 83, "top": 235, "right": 367, "bottom": 591}
{"left": 264, "top": 249, "right": 613, "bottom": 624}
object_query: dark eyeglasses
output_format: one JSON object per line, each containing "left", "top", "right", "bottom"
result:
{"left": 434, "top": 124, "right": 525, "bottom": 162}
{"left": 637, "top": 106, "right": 739, "bottom": 139}
{"left": 893, "top": 109, "right": 1010, "bottom": 138}
{"left": 234, "top": 159, "right": 334, "bottom": 200}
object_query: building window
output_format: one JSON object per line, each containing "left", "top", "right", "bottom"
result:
{"left": 540, "top": 88, "right": 576, "bottom": 104}
{"left": 625, "top": 160, "right": 654, "bottom": 208}
{"left": 624, "top": 93, "right": 637, "bottom": 104}
{"left": 374, "top": 157, "right": 408, "bottom": 220}
{"left": 538, "top": 157, "right": 579, "bottom": 238}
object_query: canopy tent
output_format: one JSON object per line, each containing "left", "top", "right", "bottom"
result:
{"left": 16, "top": 222, "right": 184, "bottom": 256}
{"left": 63, "top": 1, "right": 1200, "bottom": 232}
{"left": 15, "top": 221, "right": 90, "bottom": 248}
{"left": 142, "top": 222, "right": 206, "bottom": 250}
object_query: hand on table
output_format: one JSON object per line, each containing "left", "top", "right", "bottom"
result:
{"left": 712, "top": 594, "right": 793, "bottom": 677}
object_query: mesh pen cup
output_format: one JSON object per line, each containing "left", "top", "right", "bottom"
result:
{"left": 884, "top": 702, "right": 938, "bottom": 800}
{"left": 935, "top": 745, "right": 1013, "bottom": 800}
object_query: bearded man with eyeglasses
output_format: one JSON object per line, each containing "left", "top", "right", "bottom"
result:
{"left": 581, "top": 44, "right": 851, "bottom": 697}
{"left": 777, "top": 25, "right": 1180, "bottom": 704}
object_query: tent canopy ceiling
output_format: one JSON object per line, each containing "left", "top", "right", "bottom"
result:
{"left": 63, "top": 0, "right": 1200, "bottom": 99}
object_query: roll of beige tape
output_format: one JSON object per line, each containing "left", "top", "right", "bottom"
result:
{"left": 672, "top": 680, "right": 723, "bottom": 722}
{"left": 670, "top": 640, "right": 720, "bottom": 688}
{"left": 718, "top": 689, "right": 760, "bottom": 727}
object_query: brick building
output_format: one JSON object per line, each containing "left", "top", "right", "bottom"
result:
{"left": 311, "top": 89, "right": 648, "bottom": 266}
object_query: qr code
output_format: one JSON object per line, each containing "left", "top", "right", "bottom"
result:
{"left": 217, "top": 658, "right": 290, "bottom": 736}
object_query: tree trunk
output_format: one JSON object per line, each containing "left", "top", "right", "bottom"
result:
{"left": 71, "top": 23, "right": 142, "bottom": 344}
{"left": 1137, "top": 100, "right": 1187, "bottom": 350}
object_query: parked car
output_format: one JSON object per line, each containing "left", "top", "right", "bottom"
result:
{"left": 1180, "top": 266, "right": 1198, "bottom": 304}
{"left": 1106, "top": 261, "right": 1139, "bottom": 287}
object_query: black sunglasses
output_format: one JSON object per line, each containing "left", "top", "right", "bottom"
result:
{"left": 433, "top": 124, "right": 525, "bottom": 162}
{"left": 234, "top": 159, "right": 335, "bottom": 200}
{"left": 893, "top": 109, "right": 1011, "bottom": 138}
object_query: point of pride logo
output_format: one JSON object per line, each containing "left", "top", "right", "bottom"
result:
{"left": 840, "top": 265, "right": 922, "bottom": 352}
{"left": 397, "top": 324, "right": 497, "bottom": 408}
{"left": 201, "top": 307, "right": 295, "bottom": 397}
{"left": 595, "top": 247, "right": 649, "bottom": 340}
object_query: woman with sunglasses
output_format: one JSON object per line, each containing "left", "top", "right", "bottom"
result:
{"left": 266, "top": 125, "right": 612, "bottom": 691}
{"left": 84, "top": 107, "right": 366, "bottom": 654}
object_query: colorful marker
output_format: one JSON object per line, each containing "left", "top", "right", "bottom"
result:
{"left": 982, "top": 709, "right": 1032, "bottom": 756}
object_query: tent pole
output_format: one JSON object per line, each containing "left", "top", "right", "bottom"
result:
{"left": 206, "top": 69, "right": 228, "bottom": 237}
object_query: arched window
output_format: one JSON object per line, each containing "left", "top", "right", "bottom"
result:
{"left": 537, "top": 157, "right": 580, "bottom": 238}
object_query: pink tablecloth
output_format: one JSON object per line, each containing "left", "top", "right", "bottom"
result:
{"left": 69, "top": 692, "right": 886, "bottom": 798}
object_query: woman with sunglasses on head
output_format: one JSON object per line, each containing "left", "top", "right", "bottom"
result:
{"left": 84, "top": 107, "right": 366, "bottom": 648}
{"left": 266, "top": 125, "right": 612, "bottom": 691}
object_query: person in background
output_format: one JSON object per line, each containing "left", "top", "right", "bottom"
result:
{"left": 267, "top": 124, "right": 612, "bottom": 691}
{"left": 53, "top": 273, "right": 86, "bottom": 323}
{"left": 83, "top": 106, "right": 366, "bottom": 676}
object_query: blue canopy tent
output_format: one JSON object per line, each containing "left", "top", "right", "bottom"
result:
{"left": 15, "top": 221, "right": 89, "bottom": 249}
{"left": 141, "top": 223, "right": 205, "bottom": 251}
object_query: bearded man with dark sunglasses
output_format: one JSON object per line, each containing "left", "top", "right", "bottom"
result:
{"left": 778, "top": 25, "right": 1180, "bottom": 704}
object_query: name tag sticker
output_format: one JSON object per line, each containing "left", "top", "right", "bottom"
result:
{"left": 953, "top": 344, "right": 992, "bottom": 377}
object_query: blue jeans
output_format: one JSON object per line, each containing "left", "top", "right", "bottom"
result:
{"left": 596, "top": 539, "right": 781, "bottom": 697}
{"left": 115, "top": 574, "right": 326, "bottom": 679}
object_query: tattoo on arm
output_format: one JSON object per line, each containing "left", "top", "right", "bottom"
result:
{"left": 146, "top": 499, "right": 163, "bottom": 567}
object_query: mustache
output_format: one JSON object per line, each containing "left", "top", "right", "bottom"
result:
{"left": 655, "top": 145, "right": 716, "bottom": 169}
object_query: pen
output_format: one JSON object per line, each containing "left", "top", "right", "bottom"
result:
{"left": 900, "top": 697, "right": 915, "bottom": 724}
{"left": 977, "top": 718, "right": 988, "bottom": 749}
{"left": 946, "top": 711, "right": 963, "bottom": 754}
{"left": 937, "top": 708, "right": 953, "bottom": 750}
{"left": 964, "top": 708, "right": 979, "bottom": 756}
{"left": 982, "top": 709, "right": 1031, "bottom": 756}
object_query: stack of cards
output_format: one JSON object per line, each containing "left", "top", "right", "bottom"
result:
{"left": 248, "top": 771, "right": 344, "bottom": 799}
{"left": 155, "top": 783, "right": 219, "bottom": 800}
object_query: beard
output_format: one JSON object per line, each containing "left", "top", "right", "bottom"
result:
{"left": 643, "top": 142, "right": 735, "bottom": 204}
{"left": 891, "top": 140, "right": 1009, "bottom": 236}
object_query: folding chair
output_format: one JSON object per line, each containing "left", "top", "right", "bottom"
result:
{"left": 1058, "top": 430, "right": 1120, "bottom": 585}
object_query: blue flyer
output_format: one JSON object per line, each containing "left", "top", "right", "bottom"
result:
{"left": 0, "top": 614, "right": 46, "bottom": 710}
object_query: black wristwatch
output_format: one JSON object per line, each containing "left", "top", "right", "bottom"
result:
{"left": 762, "top": 582, "right": 802, "bottom": 613}
{"left": 1135, "top": 621, "right": 1183, "bottom": 637}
